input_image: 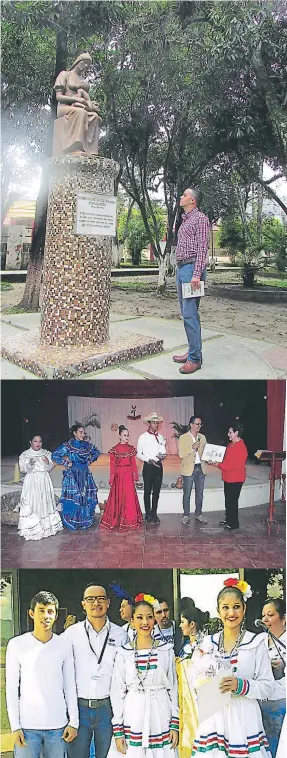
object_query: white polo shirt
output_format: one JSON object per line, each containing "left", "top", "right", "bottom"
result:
{"left": 63, "top": 618, "right": 127, "bottom": 700}
{"left": 6, "top": 632, "right": 79, "bottom": 732}
{"left": 137, "top": 432, "right": 166, "bottom": 463}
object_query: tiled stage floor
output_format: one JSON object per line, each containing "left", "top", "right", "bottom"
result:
{"left": 1, "top": 503, "right": 285, "bottom": 569}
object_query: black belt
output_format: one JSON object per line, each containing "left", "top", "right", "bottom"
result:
{"left": 78, "top": 697, "right": 110, "bottom": 709}
{"left": 177, "top": 259, "right": 196, "bottom": 268}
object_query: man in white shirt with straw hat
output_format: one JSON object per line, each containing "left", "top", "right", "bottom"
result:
{"left": 137, "top": 411, "right": 167, "bottom": 524}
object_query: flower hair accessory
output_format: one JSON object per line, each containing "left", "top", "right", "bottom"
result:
{"left": 223, "top": 577, "right": 252, "bottom": 601}
{"left": 134, "top": 593, "right": 160, "bottom": 611}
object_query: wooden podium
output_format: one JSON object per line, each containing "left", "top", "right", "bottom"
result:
{"left": 256, "top": 450, "right": 286, "bottom": 534}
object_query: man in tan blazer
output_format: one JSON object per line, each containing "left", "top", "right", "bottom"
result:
{"left": 178, "top": 415, "right": 208, "bottom": 525}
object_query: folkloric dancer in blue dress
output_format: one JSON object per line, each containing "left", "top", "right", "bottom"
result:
{"left": 52, "top": 424, "right": 100, "bottom": 530}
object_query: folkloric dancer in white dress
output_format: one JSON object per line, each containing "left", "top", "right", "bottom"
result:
{"left": 18, "top": 435, "right": 63, "bottom": 540}
{"left": 189, "top": 578, "right": 273, "bottom": 758}
{"left": 109, "top": 593, "right": 179, "bottom": 758}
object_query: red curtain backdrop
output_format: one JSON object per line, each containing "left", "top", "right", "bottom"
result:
{"left": 267, "top": 380, "right": 286, "bottom": 478}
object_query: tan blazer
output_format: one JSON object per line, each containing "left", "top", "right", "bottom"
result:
{"left": 178, "top": 432, "right": 208, "bottom": 476}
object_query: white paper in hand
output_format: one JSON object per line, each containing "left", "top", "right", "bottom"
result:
{"left": 182, "top": 281, "right": 204, "bottom": 299}
{"left": 201, "top": 444, "right": 226, "bottom": 463}
{"left": 197, "top": 670, "right": 232, "bottom": 722}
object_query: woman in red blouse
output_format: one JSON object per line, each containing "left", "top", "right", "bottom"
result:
{"left": 210, "top": 419, "right": 248, "bottom": 530}
{"left": 100, "top": 425, "right": 143, "bottom": 531}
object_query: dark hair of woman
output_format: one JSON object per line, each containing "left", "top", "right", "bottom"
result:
{"left": 70, "top": 423, "right": 85, "bottom": 437}
{"left": 119, "top": 425, "right": 128, "bottom": 435}
{"left": 131, "top": 600, "right": 154, "bottom": 617}
{"left": 263, "top": 598, "right": 286, "bottom": 619}
{"left": 180, "top": 596, "right": 195, "bottom": 610}
{"left": 217, "top": 585, "right": 245, "bottom": 609}
{"left": 181, "top": 606, "right": 210, "bottom": 631}
{"left": 230, "top": 417, "right": 244, "bottom": 437}
{"left": 30, "top": 434, "right": 42, "bottom": 442}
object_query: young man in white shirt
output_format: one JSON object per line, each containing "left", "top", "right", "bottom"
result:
{"left": 63, "top": 583, "right": 127, "bottom": 758}
{"left": 6, "top": 590, "right": 78, "bottom": 758}
{"left": 137, "top": 412, "right": 167, "bottom": 524}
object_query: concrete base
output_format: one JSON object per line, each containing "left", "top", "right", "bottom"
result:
{"left": 1, "top": 327, "right": 163, "bottom": 379}
{"left": 2, "top": 312, "right": 284, "bottom": 379}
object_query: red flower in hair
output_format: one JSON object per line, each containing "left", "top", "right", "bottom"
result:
{"left": 134, "top": 593, "right": 144, "bottom": 602}
{"left": 224, "top": 578, "right": 238, "bottom": 588}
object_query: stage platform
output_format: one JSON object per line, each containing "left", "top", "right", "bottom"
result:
{"left": 1, "top": 455, "right": 280, "bottom": 512}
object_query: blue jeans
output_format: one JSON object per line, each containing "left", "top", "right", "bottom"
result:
{"left": 260, "top": 699, "right": 286, "bottom": 757}
{"left": 14, "top": 728, "right": 66, "bottom": 758}
{"left": 67, "top": 701, "right": 113, "bottom": 758}
{"left": 183, "top": 465, "right": 206, "bottom": 516}
{"left": 176, "top": 262, "right": 206, "bottom": 363}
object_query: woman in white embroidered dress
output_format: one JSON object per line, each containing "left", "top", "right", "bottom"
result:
{"left": 18, "top": 435, "right": 63, "bottom": 540}
{"left": 189, "top": 578, "right": 273, "bottom": 758}
{"left": 109, "top": 594, "right": 179, "bottom": 758}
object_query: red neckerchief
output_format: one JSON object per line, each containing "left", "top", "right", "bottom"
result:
{"left": 147, "top": 428, "right": 160, "bottom": 442}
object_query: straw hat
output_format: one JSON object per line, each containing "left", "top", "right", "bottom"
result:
{"left": 143, "top": 412, "right": 163, "bottom": 424}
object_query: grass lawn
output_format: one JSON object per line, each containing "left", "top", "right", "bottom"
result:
{"left": 112, "top": 280, "right": 154, "bottom": 292}
{"left": 257, "top": 277, "right": 287, "bottom": 288}
{"left": 1, "top": 282, "right": 13, "bottom": 291}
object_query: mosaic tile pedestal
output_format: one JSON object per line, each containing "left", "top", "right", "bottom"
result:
{"left": 1, "top": 328, "right": 163, "bottom": 379}
{"left": 40, "top": 154, "right": 119, "bottom": 347}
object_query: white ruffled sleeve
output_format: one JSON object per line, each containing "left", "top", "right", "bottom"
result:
{"left": 235, "top": 639, "right": 274, "bottom": 701}
{"left": 19, "top": 450, "right": 34, "bottom": 474}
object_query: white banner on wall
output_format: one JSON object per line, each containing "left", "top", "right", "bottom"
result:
{"left": 67, "top": 396, "right": 194, "bottom": 454}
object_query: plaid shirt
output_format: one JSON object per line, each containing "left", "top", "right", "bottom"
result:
{"left": 175, "top": 207, "right": 210, "bottom": 278}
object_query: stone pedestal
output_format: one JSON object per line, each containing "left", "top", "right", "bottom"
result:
{"left": 40, "top": 155, "right": 119, "bottom": 347}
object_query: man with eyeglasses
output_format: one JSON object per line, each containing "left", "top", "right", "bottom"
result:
{"left": 63, "top": 584, "right": 127, "bottom": 758}
{"left": 178, "top": 416, "right": 208, "bottom": 525}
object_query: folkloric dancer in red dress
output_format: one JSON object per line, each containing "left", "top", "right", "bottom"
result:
{"left": 100, "top": 426, "right": 143, "bottom": 531}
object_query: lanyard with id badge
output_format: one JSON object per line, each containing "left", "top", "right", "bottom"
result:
{"left": 85, "top": 621, "right": 109, "bottom": 681}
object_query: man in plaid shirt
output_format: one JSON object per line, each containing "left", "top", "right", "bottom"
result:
{"left": 173, "top": 188, "right": 210, "bottom": 374}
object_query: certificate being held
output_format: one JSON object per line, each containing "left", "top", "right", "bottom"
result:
{"left": 202, "top": 443, "right": 226, "bottom": 464}
{"left": 197, "top": 670, "right": 232, "bottom": 722}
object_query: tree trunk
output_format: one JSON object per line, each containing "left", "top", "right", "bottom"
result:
{"left": 157, "top": 253, "right": 168, "bottom": 294}
{"left": 256, "top": 176, "right": 287, "bottom": 217}
{"left": 257, "top": 162, "right": 264, "bottom": 246}
{"left": 112, "top": 239, "right": 122, "bottom": 267}
{"left": 20, "top": 255, "right": 44, "bottom": 310}
{"left": 19, "top": 28, "right": 67, "bottom": 310}
{"left": 131, "top": 247, "right": 141, "bottom": 266}
{"left": 18, "top": 163, "right": 49, "bottom": 309}
{"left": 242, "top": 264, "right": 255, "bottom": 288}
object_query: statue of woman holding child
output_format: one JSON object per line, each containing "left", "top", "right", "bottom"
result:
{"left": 53, "top": 52, "right": 102, "bottom": 156}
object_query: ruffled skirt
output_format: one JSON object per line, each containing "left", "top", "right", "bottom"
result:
{"left": 18, "top": 472, "right": 63, "bottom": 541}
